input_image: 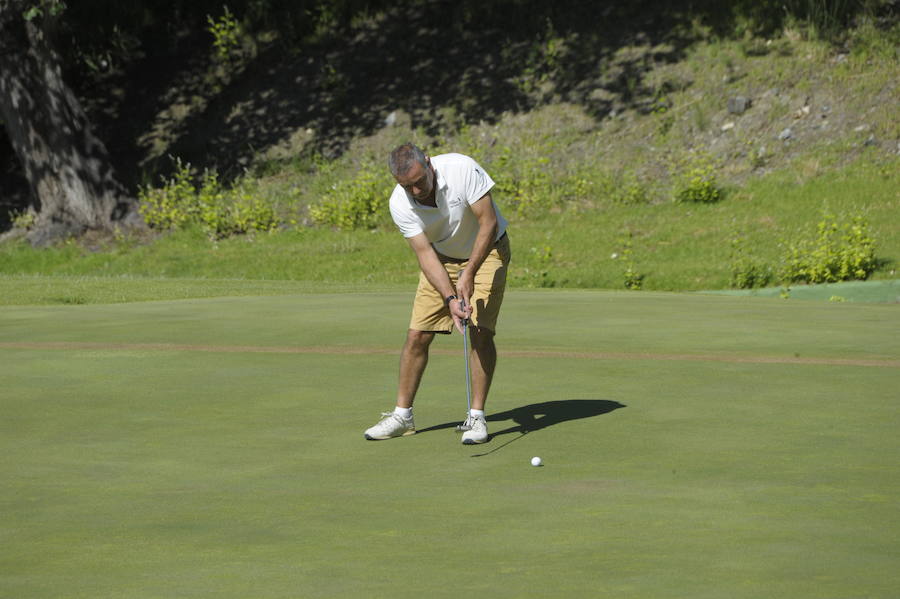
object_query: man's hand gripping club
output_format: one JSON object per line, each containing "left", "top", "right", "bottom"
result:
{"left": 450, "top": 269, "right": 474, "bottom": 333}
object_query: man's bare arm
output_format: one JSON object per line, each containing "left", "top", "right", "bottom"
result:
{"left": 456, "top": 192, "right": 498, "bottom": 305}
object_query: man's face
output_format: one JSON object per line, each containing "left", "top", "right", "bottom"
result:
{"left": 395, "top": 158, "right": 434, "bottom": 202}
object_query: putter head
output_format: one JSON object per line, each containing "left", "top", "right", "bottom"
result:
{"left": 456, "top": 413, "right": 473, "bottom": 432}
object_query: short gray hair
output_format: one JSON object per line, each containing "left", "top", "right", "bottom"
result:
{"left": 389, "top": 143, "right": 427, "bottom": 177}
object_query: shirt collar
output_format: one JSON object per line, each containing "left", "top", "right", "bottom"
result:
{"left": 434, "top": 165, "right": 449, "bottom": 194}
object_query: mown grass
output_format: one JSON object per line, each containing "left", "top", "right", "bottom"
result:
{"left": 2, "top": 291, "right": 898, "bottom": 597}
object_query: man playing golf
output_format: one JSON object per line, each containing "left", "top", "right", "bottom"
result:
{"left": 364, "top": 143, "right": 510, "bottom": 444}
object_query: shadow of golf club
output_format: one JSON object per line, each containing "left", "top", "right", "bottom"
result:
{"left": 417, "top": 399, "right": 626, "bottom": 455}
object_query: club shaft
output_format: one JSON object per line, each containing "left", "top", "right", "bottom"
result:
{"left": 463, "top": 319, "right": 471, "bottom": 414}
{"left": 460, "top": 291, "right": 472, "bottom": 417}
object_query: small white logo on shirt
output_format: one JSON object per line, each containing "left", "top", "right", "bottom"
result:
{"left": 448, "top": 195, "right": 464, "bottom": 208}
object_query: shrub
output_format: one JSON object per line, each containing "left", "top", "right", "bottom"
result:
{"left": 780, "top": 213, "right": 877, "bottom": 284}
{"left": 139, "top": 159, "right": 280, "bottom": 238}
{"left": 672, "top": 153, "right": 723, "bottom": 204}
{"left": 729, "top": 234, "right": 773, "bottom": 289}
{"left": 207, "top": 6, "right": 242, "bottom": 62}
{"left": 308, "top": 161, "right": 393, "bottom": 230}
{"left": 222, "top": 193, "right": 280, "bottom": 237}
{"left": 139, "top": 160, "right": 196, "bottom": 231}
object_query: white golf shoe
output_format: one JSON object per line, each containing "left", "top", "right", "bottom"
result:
{"left": 461, "top": 414, "right": 488, "bottom": 444}
{"left": 364, "top": 412, "right": 416, "bottom": 440}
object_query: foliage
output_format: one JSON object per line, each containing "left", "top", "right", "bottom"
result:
{"left": 782, "top": 0, "right": 890, "bottom": 39}
{"left": 22, "top": 0, "right": 67, "bottom": 21}
{"left": 846, "top": 18, "right": 900, "bottom": 62}
{"left": 515, "top": 243, "right": 555, "bottom": 287}
{"left": 514, "top": 18, "right": 570, "bottom": 94}
{"left": 3, "top": 5, "right": 898, "bottom": 289}
{"left": 729, "top": 233, "right": 773, "bottom": 289}
{"left": 723, "top": 0, "right": 894, "bottom": 39}
{"left": 620, "top": 233, "right": 644, "bottom": 290}
{"left": 597, "top": 171, "right": 652, "bottom": 205}
{"left": 780, "top": 213, "right": 878, "bottom": 284}
{"left": 2, "top": 157, "right": 897, "bottom": 291}
{"left": 491, "top": 149, "right": 558, "bottom": 217}
{"left": 207, "top": 6, "right": 242, "bottom": 62}
{"left": 9, "top": 209, "right": 36, "bottom": 231}
{"left": 748, "top": 146, "right": 771, "bottom": 170}
{"left": 139, "top": 159, "right": 280, "bottom": 238}
{"left": 730, "top": 212, "right": 879, "bottom": 289}
{"left": 672, "top": 152, "right": 723, "bottom": 204}
{"left": 307, "top": 161, "right": 393, "bottom": 230}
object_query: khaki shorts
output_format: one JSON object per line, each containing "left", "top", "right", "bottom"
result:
{"left": 410, "top": 233, "right": 511, "bottom": 333}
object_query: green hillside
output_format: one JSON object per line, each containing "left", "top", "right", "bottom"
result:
{"left": 1, "top": 2, "right": 897, "bottom": 292}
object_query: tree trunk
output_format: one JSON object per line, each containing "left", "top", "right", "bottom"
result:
{"left": 0, "top": 1, "right": 142, "bottom": 246}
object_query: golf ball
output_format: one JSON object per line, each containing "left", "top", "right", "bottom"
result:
{"left": 531, "top": 456, "right": 543, "bottom": 467}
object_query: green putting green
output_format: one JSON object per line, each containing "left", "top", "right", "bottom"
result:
{"left": 2, "top": 290, "right": 898, "bottom": 597}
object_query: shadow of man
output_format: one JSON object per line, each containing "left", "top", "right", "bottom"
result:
{"left": 417, "top": 399, "right": 625, "bottom": 442}
{"left": 487, "top": 399, "right": 625, "bottom": 438}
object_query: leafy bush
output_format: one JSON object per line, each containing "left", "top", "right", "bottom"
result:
{"left": 139, "top": 159, "right": 280, "bottom": 238}
{"left": 672, "top": 153, "right": 723, "bottom": 204}
{"left": 729, "top": 234, "right": 773, "bottom": 289}
{"left": 207, "top": 6, "right": 242, "bottom": 62}
{"left": 780, "top": 213, "right": 877, "bottom": 284}
{"left": 139, "top": 160, "right": 196, "bottom": 231}
{"left": 222, "top": 193, "right": 280, "bottom": 237}
{"left": 308, "top": 161, "right": 393, "bottom": 230}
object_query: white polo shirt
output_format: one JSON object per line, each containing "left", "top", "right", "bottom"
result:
{"left": 389, "top": 153, "right": 508, "bottom": 260}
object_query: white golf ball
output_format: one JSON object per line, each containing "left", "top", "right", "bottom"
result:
{"left": 531, "top": 456, "right": 543, "bottom": 467}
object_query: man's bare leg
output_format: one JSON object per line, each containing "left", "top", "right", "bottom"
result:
{"left": 467, "top": 326, "right": 496, "bottom": 411}
{"left": 396, "top": 329, "right": 435, "bottom": 409}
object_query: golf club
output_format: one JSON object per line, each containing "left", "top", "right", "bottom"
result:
{"left": 456, "top": 296, "right": 473, "bottom": 432}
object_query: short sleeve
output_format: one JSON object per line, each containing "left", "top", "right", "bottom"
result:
{"left": 464, "top": 158, "right": 495, "bottom": 205}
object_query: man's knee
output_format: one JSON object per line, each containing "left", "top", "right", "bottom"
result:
{"left": 468, "top": 326, "right": 495, "bottom": 351}
{"left": 405, "top": 329, "right": 435, "bottom": 351}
